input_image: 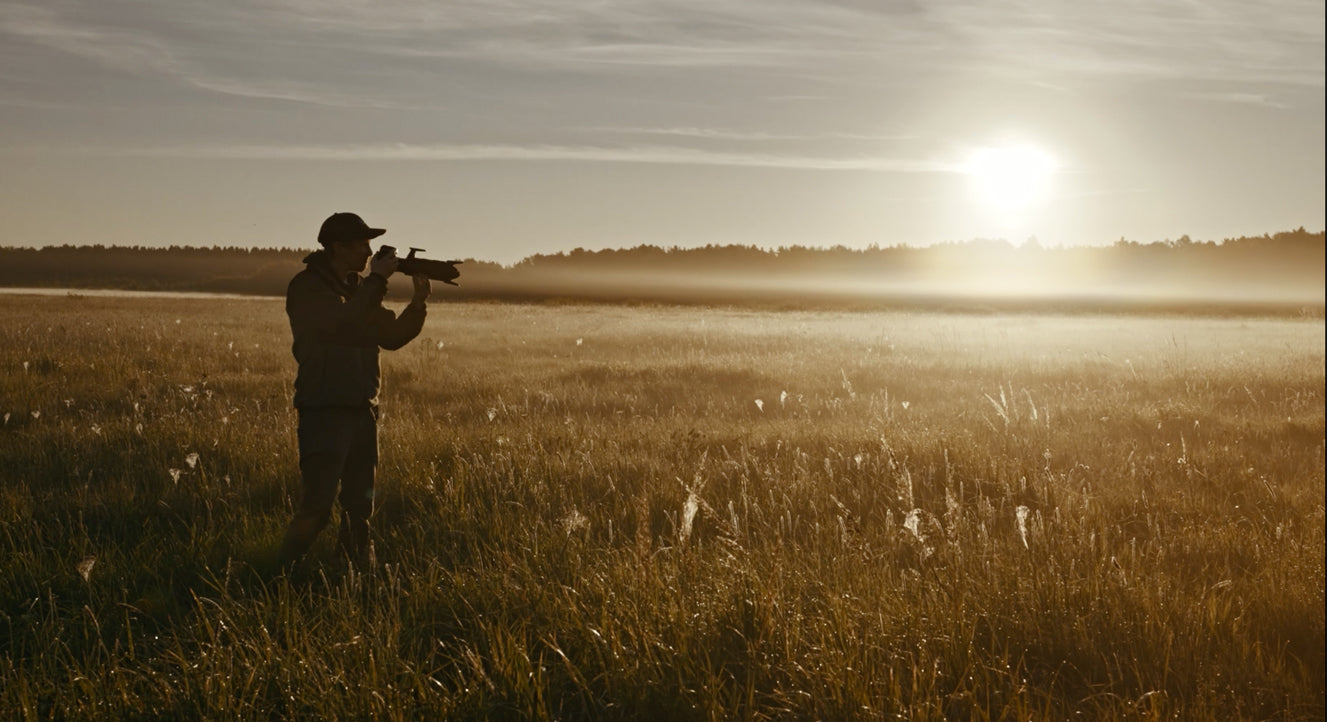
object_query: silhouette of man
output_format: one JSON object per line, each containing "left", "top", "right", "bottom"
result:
{"left": 278, "top": 212, "right": 430, "bottom": 565}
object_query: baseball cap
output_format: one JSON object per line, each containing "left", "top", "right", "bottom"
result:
{"left": 317, "top": 212, "right": 386, "bottom": 246}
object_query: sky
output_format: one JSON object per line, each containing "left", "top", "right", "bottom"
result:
{"left": 0, "top": 0, "right": 1322, "bottom": 264}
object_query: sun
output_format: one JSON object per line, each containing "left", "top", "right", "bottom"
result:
{"left": 962, "top": 143, "right": 1058, "bottom": 214}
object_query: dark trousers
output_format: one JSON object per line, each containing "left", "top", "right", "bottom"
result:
{"left": 279, "top": 406, "right": 378, "bottom": 563}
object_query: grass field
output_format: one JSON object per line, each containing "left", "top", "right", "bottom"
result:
{"left": 1, "top": 293, "right": 1323, "bottom": 720}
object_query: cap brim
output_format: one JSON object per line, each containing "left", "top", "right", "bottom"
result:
{"left": 365, "top": 228, "right": 386, "bottom": 240}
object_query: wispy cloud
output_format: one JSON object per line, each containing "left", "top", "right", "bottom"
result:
{"left": 585, "top": 127, "right": 917, "bottom": 142}
{"left": 930, "top": 0, "right": 1325, "bottom": 87}
{"left": 2, "top": 0, "right": 1320, "bottom": 118}
{"left": 1184, "top": 92, "right": 1290, "bottom": 110}
{"left": 25, "top": 140, "right": 951, "bottom": 172}
{"left": 0, "top": 4, "right": 179, "bottom": 77}
{"left": 0, "top": 3, "right": 399, "bottom": 107}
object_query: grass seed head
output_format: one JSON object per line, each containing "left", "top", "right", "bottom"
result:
{"left": 1016, "top": 505, "right": 1030, "bottom": 549}
{"left": 562, "top": 509, "right": 588, "bottom": 536}
{"left": 76, "top": 556, "right": 96, "bottom": 582}
{"left": 681, "top": 491, "right": 700, "bottom": 545}
{"left": 905, "top": 509, "right": 922, "bottom": 540}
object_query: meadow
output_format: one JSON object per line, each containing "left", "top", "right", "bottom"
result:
{"left": 0, "top": 292, "right": 1323, "bottom": 720}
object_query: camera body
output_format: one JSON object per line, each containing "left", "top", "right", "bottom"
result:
{"left": 377, "top": 245, "right": 462, "bottom": 286}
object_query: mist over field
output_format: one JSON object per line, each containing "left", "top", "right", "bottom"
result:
{"left": 1, "top": 294, "right": 1322, "bottom": 719}
{"left": 0, "top": 228, "right": 1322, "bottom": 311}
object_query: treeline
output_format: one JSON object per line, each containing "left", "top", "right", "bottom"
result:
{"left": 0, "top": 246, "right": 306, "bottom": 295}
{"left": 0, "top": 229, "right": 1321, "bottom": 311}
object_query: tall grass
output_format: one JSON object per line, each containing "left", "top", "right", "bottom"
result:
{"left": 1, "top": 294, "right": 1323, "bottom": 720}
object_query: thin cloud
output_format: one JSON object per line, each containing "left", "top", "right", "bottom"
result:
{"left": 0, "top": 3, "right": 399, "bottom": 107}
{"left": 180, "top": 76, "right": 401, "bottom": 108}
{"left": 53, "top": 141, "right": 952, "bottom": 172}
{"left": 1184, "top": 92, "right": 1290, "bottom": 110}
{"left": 394, "top": 0, "right": 1325, "bottom": 86}
{"left": 3, "top": 0, "right": 1320, "bottom": 117}
{"left": 585, "top": 127, "right": 916, "bottom": 142}
{"left": 0, "top": 4, "right": 179, "bottom": 77}
{"left": 932, "top": 0, "right": 1324, "bottom": 87}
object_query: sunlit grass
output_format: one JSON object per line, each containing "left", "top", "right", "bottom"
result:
{"left": 1, "top": 294, "right": 1323, "bottom": 720}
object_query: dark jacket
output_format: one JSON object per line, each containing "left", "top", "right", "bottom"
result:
{"left": 286, "top": 250, "right": 426, "bottom": 409}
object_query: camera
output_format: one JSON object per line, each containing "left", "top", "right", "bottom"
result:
{"left": 377, "top": 246, "right": 462, "bottom": 286}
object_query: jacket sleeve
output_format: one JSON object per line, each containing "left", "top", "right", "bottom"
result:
{"left": 376, "top": 301, "right": 427, "bottom": 350}
{"left": 288, "top": 272, "right": 391, "bottom": 349}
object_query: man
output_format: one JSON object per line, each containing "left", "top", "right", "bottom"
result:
{"left": 278, "top": 212, "right": 431, "bottom": 565}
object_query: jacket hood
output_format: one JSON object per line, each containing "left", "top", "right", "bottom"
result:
{"left": 302, "top": 248, "right": 359, "bottom": 296}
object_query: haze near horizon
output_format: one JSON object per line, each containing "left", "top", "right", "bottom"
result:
{"left": 1, "top": 1, "right": 1323, "bottom": 264}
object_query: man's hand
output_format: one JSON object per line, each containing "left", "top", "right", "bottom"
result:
{"left": 370, "top": 248, "right": 399, "bottom": 279}
{"left": 411, "top": 274, "right": 431, "bottom": 306}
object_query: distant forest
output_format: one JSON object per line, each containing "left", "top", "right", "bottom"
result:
{"left": 0, "top": 228, "right": 1322, "bottom": 312}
